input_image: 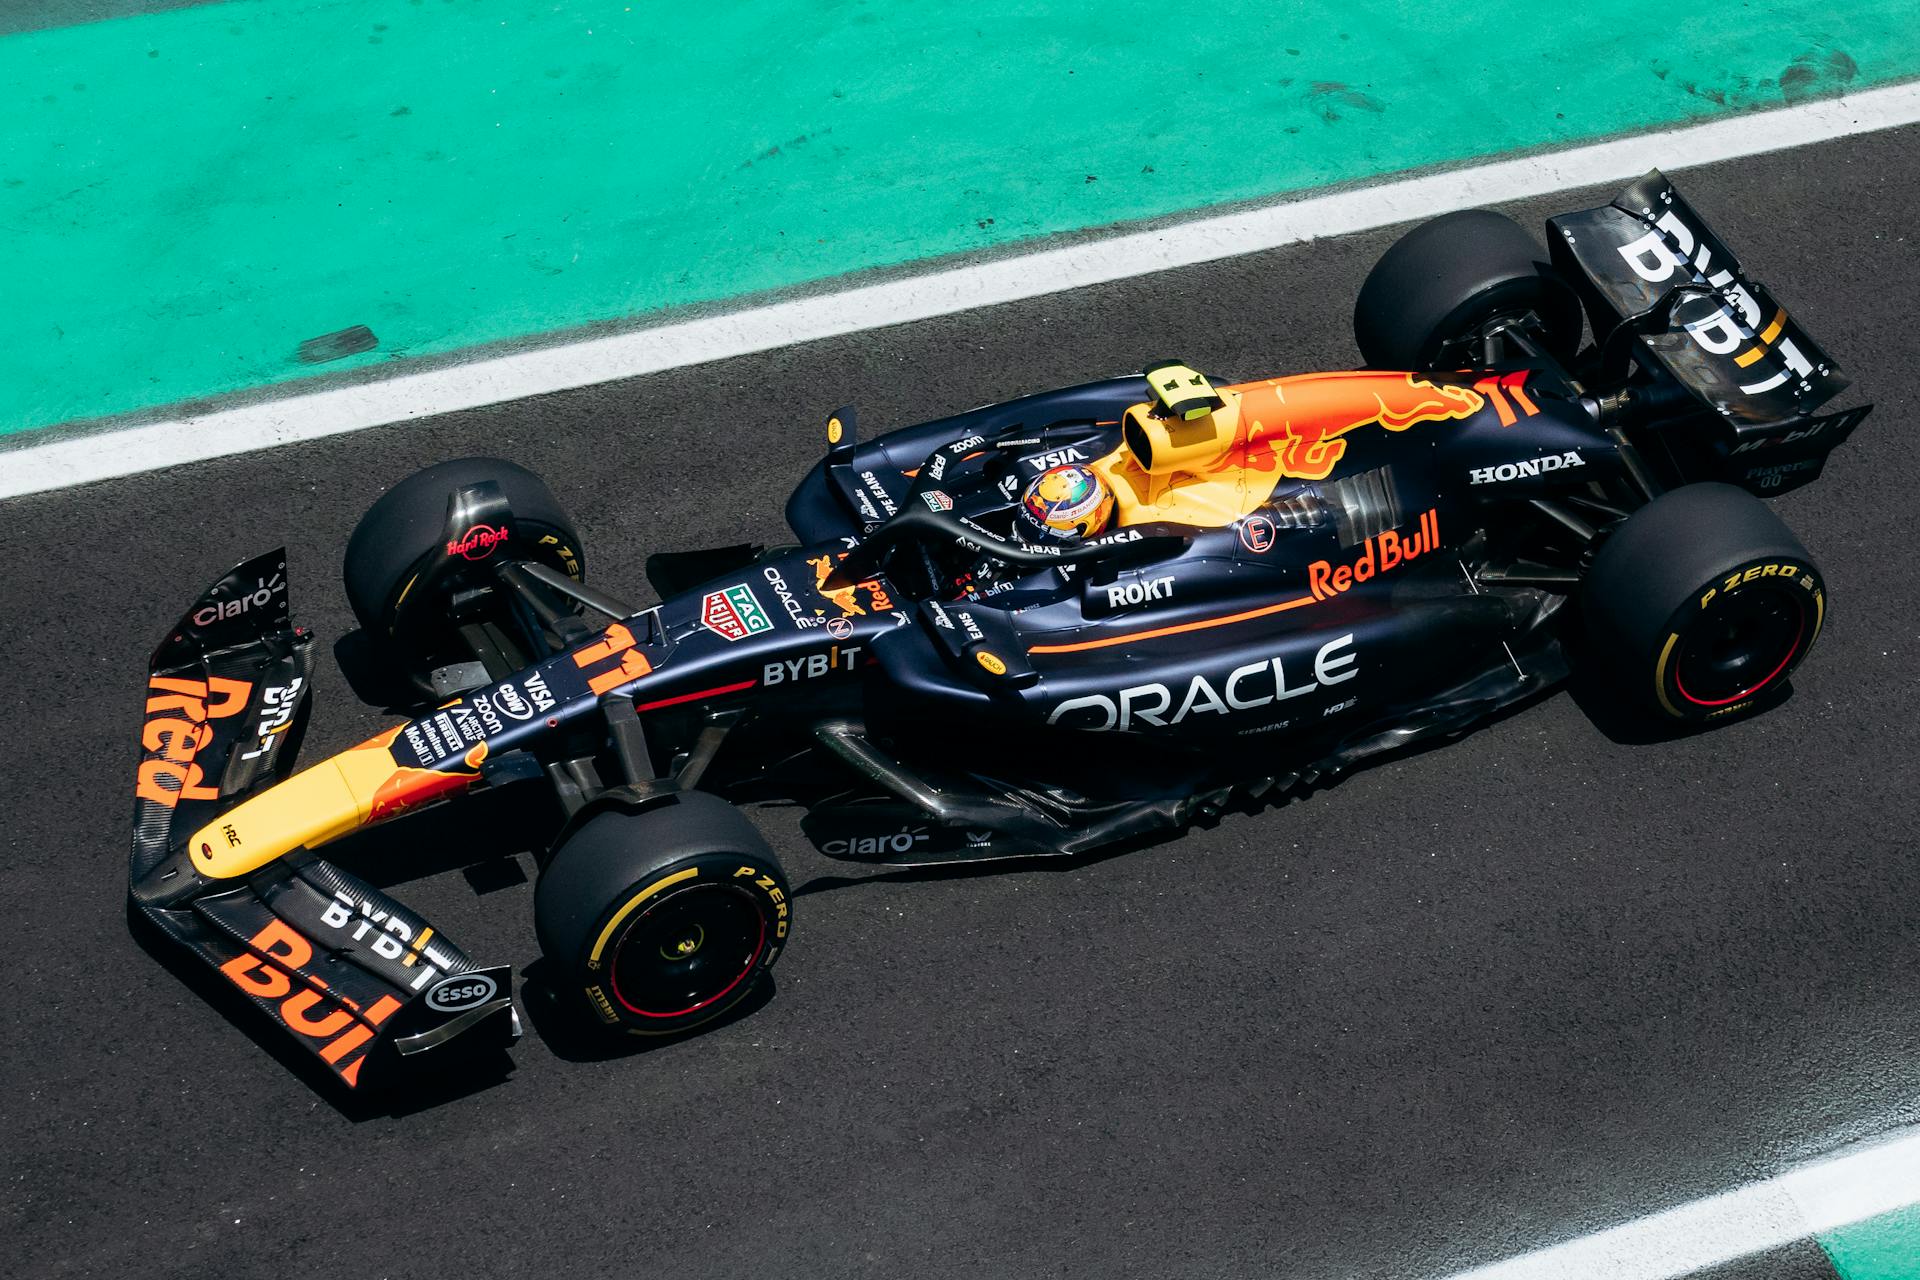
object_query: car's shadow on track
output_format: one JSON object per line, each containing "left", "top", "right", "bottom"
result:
{"left": 134, "top": 651, "right": 1795, "bottom": 1108}
{"left": 783, "top": 715, "right": 1520, "bottom": 899}
{"left": 124, "top": 786, "right": 563, "bottom": 1119}
{"left": 1559, "top": 628, "right": 1799, "bottom": 746}
{"left": 128, "top": 779, "right": 778, "bottom": 1094}
{"left": 515, "top": 960, "right": 778, "bottom": 1064}
{"left": 322, "top": 782, "right": 556, "bottom": 892}
{"left": 782, "top": 767, "right": 1431, "bottom": 898}
{"left": 783, "top": 659, "right": 1798, "bottom": 899}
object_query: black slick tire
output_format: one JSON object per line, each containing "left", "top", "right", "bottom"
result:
{"left": 534, "top": 793, "right": 790, "bottom": 1037}
{"left": 1353, "top": 209, "right": 1582, "bottom": 369}
{"left": 1583, "top": 483, "right": 1825, "bottom": 723}
{"left": 342, "top": 456, "right": 584, "bottom": 659}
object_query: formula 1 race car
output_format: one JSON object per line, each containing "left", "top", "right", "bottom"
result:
{"left": 130, "top": 171, "right": 1869, "bottom": 1089}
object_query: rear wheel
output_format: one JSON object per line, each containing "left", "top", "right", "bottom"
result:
{"left": 534, "top": 793, "right": 790, "bottom": 1036}
{"left": 1582, "top": 483, "right": 1825, "bottom": 723}
{"left": 1353, "top": 209, "right": 1582, "bottom": 369}
{"left": 343, "top": 456, "right": 585, "bottom": 675}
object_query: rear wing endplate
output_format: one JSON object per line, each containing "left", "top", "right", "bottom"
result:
{"left": 1547, "top": 170, "right": 1849, "bottom": 428}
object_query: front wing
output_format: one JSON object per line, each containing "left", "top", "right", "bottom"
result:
{"left": 129, "top": 550, "right": 518, "bottom": 1089}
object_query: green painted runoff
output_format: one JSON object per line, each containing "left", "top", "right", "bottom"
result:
{"left": 1823, "top": 1204, "right": 1920, "bottom": 1280}
{"left": 2, "top": 0, "right": 1916, "bottom": 436}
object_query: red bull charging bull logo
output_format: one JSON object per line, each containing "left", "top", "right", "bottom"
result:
{"left": 1212, "top": 372, "right": 1487, "bottom": 481}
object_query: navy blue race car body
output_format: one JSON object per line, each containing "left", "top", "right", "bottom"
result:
{"left": 129, "top": 172, "right": 1867, "bottom": 1088}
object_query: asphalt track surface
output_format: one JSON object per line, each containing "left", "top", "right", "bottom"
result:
{"left": 6, "top": 128, "right": 1917, "bottom": 1280}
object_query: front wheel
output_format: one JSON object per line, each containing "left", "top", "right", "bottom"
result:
{"left": 1582, "top": 483, "right": 1826, "bottom": 723}
{"left": 534, "top": 793, "right": 790, "bottom": 1036}
{"left": 343, "top": 456, "right": 586, "bottom": 678}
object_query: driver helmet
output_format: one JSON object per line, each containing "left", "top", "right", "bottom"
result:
{"left": 1015, "top": 463, "right": 1115, "bottom": 542}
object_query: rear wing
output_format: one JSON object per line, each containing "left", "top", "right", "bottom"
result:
{"left": 130, "top": 551, "right": 517, "bottom": 1090}
{"left": 1548, "top": 171, "right": 1850, "bottom": 428}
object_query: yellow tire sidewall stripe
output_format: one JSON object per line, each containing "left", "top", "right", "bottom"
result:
{"left": 1653, "top": 631, "right": 1683, "bottom": 719}
{"left": 1653, "top": 566, "right": 1823, "bottom": 720}
{"left": 589, "top": 866, "right": 701, "bottom": 967}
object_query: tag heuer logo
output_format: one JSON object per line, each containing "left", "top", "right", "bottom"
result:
{"left": 700, "top": 584, "right": 772, "bottom": 641}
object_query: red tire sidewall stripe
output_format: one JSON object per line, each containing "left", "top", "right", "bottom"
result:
{"left": 608, "top": 888, "right": 768, "bottom": 1019}
{"left": 1673, "top": 606, "right": 1807, "bottom": 707}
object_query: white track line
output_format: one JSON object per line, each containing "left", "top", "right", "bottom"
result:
{"left": 5, "top": 79, "right": 1919, "bottom": 500}
{"left": 1438, "top": 1124, "right": 1920, "bottom": 1280}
